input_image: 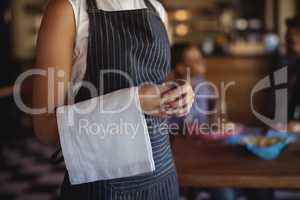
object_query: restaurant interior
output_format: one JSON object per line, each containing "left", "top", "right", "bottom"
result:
{"left": 0, "top": 0, "right": 300, "bottom": 199}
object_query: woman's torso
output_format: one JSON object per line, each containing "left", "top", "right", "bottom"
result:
{"left": 61, "top": 0, "right": 178, "bottom": 197}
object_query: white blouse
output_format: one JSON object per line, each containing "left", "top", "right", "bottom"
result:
{"left": 56, "top": 0, "right": 168, "bottom": 185}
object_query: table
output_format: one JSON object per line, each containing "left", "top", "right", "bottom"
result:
{"left": 0, "top": 84, "right": 31, "bottom": 98}
{"left": 0, "top": 85, "right": 15, "bottom": 98}
{"left": 172, "top": 136, "right": 300, "bottom": 189}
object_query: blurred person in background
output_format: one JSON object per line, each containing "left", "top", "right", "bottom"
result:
{"left": 286, "top": 15, "right": 300, "bottom": 120}
{"left": 167, "top": 43, "right": 216, "bottom": 135}
{"left": 167, "top": 42, "right": 236, "bottom": 200}
{"left": 167, "top": 43, "right": 277, "bottom": 200}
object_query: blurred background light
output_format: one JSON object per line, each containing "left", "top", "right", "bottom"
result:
{"left": 235, "top": 18, "right": 248, "bottom": 31}
{"left": 175, "top": 24, "right": 189, "bottom": 36}
{"left": 174, "top": 9, "right": 190, "bottom": 21}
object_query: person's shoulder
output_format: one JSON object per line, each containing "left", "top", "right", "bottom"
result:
{"left": 48, "top": 0, "right": 86, "bottom": 30}
{"left": 47, "top": 0, "right": 73, "bottom": 10}
{"left": 49, "top": 0, "right": 86, "bottom": 16}
{"left": 149, "top": 0, "right": 168, "bottom": 22}
{"left": 44, "top": 0, "right": 76, "bottom": 20}
{"left": 42, "top": 0, "right": 75, "bottom": 25}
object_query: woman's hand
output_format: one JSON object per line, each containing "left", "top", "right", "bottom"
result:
{"left": 138, "top": 81, "right": 195, "bottom": 118}
{"left": 162, "top": 80, "right": 195, "bottom": 117}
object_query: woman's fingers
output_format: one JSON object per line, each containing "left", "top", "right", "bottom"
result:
{"left": 164, "top": 104, "right": 190, "bottom": 117}
{"left": 165, "top": 88, "right": 194, "bottom": 109}
{"left": 166, "top": 94, "right": 188, "bottom": 109}
{"left": 162, "top": 82, "right": 191, "bottom": 104}
{"left": 160, "top": 81, "right": 195, "bottom": 118}
{"left": 176, "top": 106, "right": 191, "bottom": 117}
{"left": 164, "top": 97, "right": 194, "bottom": 116}
{"left": 138, "top": 81, "right": 195, "bottom": 119}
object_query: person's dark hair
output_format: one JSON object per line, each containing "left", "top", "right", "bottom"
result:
{"left": 171, "top": 42, "right": 193, "bottom": 70}
{"left": 286, "top": 15, "right": 300, "bottom": 29}
{"left": 286, "top": 15, "right": 300, "bottom": 56}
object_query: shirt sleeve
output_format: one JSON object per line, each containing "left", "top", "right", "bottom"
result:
{"left": 56, "top": 87, "right": 155, "bottom": 185}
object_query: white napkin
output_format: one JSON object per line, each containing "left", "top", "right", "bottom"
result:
{"left": 56, "top": 87, "right": 155, "bottom": 185}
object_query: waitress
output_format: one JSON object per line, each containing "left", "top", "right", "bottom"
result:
{"left": 32, "top": 0, "right": 194, "bottom": 199}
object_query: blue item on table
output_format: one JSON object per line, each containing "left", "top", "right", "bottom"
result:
{"left": 225, "top": 130, "right": 298, "bottom": 160}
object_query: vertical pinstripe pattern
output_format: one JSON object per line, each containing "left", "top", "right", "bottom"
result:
{"left": 60, "top": 0, "right": 179, "bottom": 199}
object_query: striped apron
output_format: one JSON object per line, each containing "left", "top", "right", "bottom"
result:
{"left": 59, "top": 0, "right": 180, "bottom": 199}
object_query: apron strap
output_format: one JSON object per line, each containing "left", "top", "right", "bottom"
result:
{"left": 87, "top": 0, "right": 159, "bottom": 15}
{"left": 144, "top": 0, "right": 159, "bottom": 16}
{"left": 50, "top": 147, "right": 64, "bottom": 165}
{"left": 87, "top": 0, "right": 98, "bottom": 10}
